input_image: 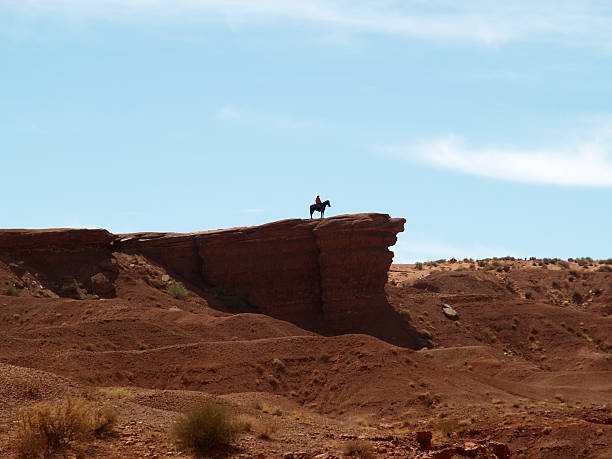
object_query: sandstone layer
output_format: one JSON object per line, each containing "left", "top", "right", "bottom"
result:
{"left": 0, "top": 228, "right": 118, "bottom": 297}
{"left": 117, "top": 213, "right": 406, "bottom": 333}
{"left": 0, "top": 214, "right": 418, "bottom": 345}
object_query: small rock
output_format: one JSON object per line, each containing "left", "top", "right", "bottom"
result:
{"left": 441, "top": 304, "right": 459, "bottom": 320}
{"left": 161, "top": 274, "right": 170, "bottom": 282}
{"left": 416, "top": 431, "right": 432, "bottom": 450}
{"left": 9, "top": 262, "right": 26, "bottom": 277}
{"left": 489, "top": 441, "right": 511, "bottom": 459}
{"left": 90, "top": 272, "right": 115, "bottom": 296}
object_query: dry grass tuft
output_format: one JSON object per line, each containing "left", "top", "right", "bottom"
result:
{"left": 172, "top": 402, "right": 242, "bottom": 455}
{"left": 253, "top": 420, "right": 277, "bottom": 440}
{"left": 15, "top": 395, "right": 116, "bottom": 458}
{"left": 343, "top": 439, "right": 374, "bottom": 458}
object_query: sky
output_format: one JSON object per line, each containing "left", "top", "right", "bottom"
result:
{"left": 1, "top": 1, "right": 611, "bottom": 262}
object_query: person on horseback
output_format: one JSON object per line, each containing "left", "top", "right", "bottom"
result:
{"left": 309, "top": 195, "right": 331, "bottom": 218}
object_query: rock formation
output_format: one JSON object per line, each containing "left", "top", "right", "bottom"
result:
{"left": 2, "top": 214, "right": 425, "bottom": 347}
{"left": 117, "top": 214, "right": 405, "bottom": 332}
{"left": 0, "top": 229, "right": 118, "bottom": 297}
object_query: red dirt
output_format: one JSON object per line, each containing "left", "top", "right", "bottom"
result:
{"left": 0, "top": 225, "right": 611, "bottom": 458}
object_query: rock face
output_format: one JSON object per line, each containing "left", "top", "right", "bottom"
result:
{"left": 117, "top": 213, "right": 406, "bottom": 334}
{"left": 0, "top": 229, "right": 118, "bottom": 297}
{"left": 1, "top": 215, "right": 423, "bottom": 346}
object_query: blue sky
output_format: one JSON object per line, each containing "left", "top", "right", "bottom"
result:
{"left": 1, "top": 1, "right": 611, "bottom": 262}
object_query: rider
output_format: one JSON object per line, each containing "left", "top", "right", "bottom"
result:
{"left": 315, "top": 194, "right": 322, "bottom": 205}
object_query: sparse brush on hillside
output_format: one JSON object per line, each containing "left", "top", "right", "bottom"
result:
{"left": 172, "top": 402, "right": 243, "bottom": 456}
{"left": 167, "top": 280, "right": 188, "bottom": 300}
{"left": 6, "top": 284, "right": 19, "bottom": 296}
{"left": 343, "top": 439, "right": 374, "bottom": 458}
{"left": 15, "top": 395, "right": 116, "bottom": 458}
{"left": 597, "top": 265, "right": 612, "bottom": 272}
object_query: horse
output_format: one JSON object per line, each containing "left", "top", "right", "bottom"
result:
{"left": 309, "top": 200, "right": 331, "bottom": 219}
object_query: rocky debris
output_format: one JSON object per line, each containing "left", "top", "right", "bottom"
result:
{"left": 90, "top": 272, "right": 115, "bottom": 296}
{"left": 431, "top": 441, "right": 509, "bottom": 459}
{"left": 0, "top": 228, "right": 117, "bottom": 298}
{"left": 441, "top": 304, "right": 459, "bottom": 320}
{"left": 8, "top": 262, "right": 26, "bottom": 277}
{"left": 416, "top": 430, "right": 432, "bottom": 450}
{"left": 489, "top": 441, "right": 511, "bottom": 459}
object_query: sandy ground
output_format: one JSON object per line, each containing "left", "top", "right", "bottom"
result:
{"left": 0, "top": 255, "right": 611, "bottom": 458}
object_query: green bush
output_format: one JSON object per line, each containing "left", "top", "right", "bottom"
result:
{"left": 167, "top": 281, "right": 188, "bottom": 300}
{"left": 6, "top": 284, "right": 19, "bottom": 296}
{"left": 172, "top": 402, "right": 242, "bottom": 456}
{"left": 415, "top": 262, "right": 423, "bottom": 270}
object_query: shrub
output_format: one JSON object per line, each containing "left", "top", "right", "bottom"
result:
{"left": 253, "top": 420, "right": 276, "bottom": 440}
{"left": 597, "top": 265, "right": 612, "bottom": 272}
{"left": 524, "top": 291, "right": 534, "bottom": 300}
{"left": 343, "top": 439, "right": 374, "bottom": 458}
{"left": 172, "top": 402, "right": 242, "bottom": 455}
{"left": 6, "top": 284, "right": 19, "bottom": 296}
{"left": 438, "top": 418, "right": 460, "bottom": 436}
{"left": 415, "top": 262, "right": 423, "bottom": 270}
{"left": 15, "top": 396, "right": 116, "bottom": 458}
{"left": 572, "top": 291, "right": 583, "bottom": 304}
{"left": 551, "top": 280, "right": 561, "bottom": 289}
{"left": 167, "top": 281, "right": 188, "bottom": 300}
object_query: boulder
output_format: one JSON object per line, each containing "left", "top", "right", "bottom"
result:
{"left": 441, "top": 304, "right": 459, "bottom": 320}
{"left": 90, "top": 272, "right": 115, "bottom": 296}
{"left": 416, "top": 430, "right": 432, "bottom": 450}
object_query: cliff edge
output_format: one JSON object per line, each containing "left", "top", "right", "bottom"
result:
{"left": 1, "top": 214, "right": 426, "bottom": 347}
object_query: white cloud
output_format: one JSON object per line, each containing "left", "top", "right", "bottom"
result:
{"left": 383, "top": 129, "right": 612, "bottom": 187}
{"left": 5, "top": 1, "right": 612, "bottom": 47}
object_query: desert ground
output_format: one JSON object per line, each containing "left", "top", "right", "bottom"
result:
{"left": 1, "top": 247, "right": 611, "bottom": 458}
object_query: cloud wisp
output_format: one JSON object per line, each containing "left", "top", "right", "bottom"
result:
{"left": 5, "top": 1, "right": 612, "bottom": 47}
{"left": 383, "top": 132, "right": 612, "bottom": 188}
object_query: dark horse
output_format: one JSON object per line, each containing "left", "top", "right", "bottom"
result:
{"left": 309, "top": 200, "right": 331, "bottom": 219}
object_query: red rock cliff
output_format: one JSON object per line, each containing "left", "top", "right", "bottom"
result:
{"left": 117, "top": 213, "right": 406, "bottom": 334}
{"left": 2, "top": 215, "right": 423, "bottom": 346}
{"left": 0, "top": 229, "right": 118, "bottom": 297}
